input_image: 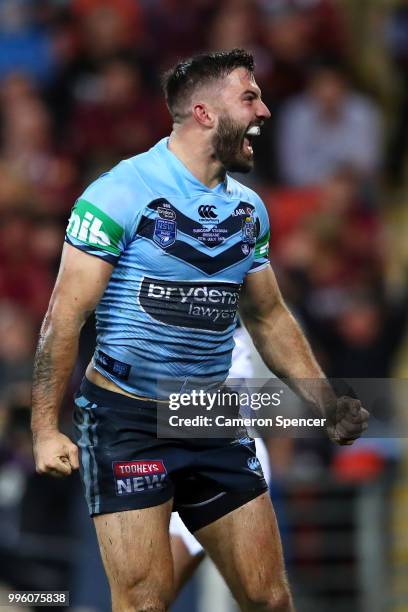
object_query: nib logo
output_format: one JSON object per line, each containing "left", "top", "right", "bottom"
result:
{"left": 66, "top": 199, "right": 124, "bottom": 256}
{"left": 69, "top": 211, "right": 110, "bottom": 247}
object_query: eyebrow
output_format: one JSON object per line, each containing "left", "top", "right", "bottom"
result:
{"left": 241, "top": 88, "right": 261, "bottom": 98}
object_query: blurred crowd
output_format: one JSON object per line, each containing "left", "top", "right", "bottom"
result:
{"left": 0, "top": 0, "right": 407, "bottom": 608}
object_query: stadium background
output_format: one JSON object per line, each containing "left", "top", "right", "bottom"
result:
{"left": 0, "top": 0, "right": 407, "bottom": 610}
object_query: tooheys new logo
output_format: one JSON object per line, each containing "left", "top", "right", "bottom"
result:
{"left": 139, "top": 277, "right": 241, "bottom": 331}
{"left": 113, "top": 460, "right": 167, "bottom": 495}
{"left": 66, "top": 199, "right": 124, "bottom": 256}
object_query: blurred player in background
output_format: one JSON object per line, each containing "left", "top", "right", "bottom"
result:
{"left": 31, "top": 49, "right": 368, "bottom": 612}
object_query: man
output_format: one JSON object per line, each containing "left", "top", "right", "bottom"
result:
{"left": 277, "top": 63, "right": 381, "bottom": 186}
{"left": 31, "top": 49, "right": 368, "bottom": 612}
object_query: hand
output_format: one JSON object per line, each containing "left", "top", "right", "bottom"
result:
{"left": 32, "top": 430, "right": 79, "bottom": 477}
{"left": 325, "top": 396, "right": 369, "bottom": 445}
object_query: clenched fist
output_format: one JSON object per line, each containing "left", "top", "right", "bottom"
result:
{"left": 33, "top": 430, "right": 79, "bottom": 477}
{"left": 325, "top": 396, "right": 369, "bottom": 445}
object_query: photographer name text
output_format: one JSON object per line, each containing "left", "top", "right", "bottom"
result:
{"left": 168, "top": 415, "right": 326, "bottom": 429}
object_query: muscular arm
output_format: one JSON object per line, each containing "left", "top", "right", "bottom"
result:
{"left": 31, "top": 243, "right": 113, "bottom": 474}
{"left": 239, "top": 266, "right": 369, "bottom": 442}
{"left": 240, "top": 265, "right": 332, "bottom": 412}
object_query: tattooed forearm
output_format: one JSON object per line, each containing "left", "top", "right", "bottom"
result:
{"left": 33, "top": 318, "right": 56, "bottom": 394}
{"left": 30, "top": 243, "right": 111, "bottom": 440}
{"left": 31, "top": 311, "right": 84, "bottom": 434}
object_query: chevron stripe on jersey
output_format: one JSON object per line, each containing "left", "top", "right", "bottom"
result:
{"left": 145, "top": 198, "right": 256, "bottom": 249}
{"left": 65, "top": 138, "right": 270, "bottom": 398}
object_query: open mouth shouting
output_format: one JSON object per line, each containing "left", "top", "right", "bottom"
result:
{"left": 242, "top": 125, "right": 261, "bottom": 157}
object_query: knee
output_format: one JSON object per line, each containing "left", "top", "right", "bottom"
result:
{"left": 112, "top": 582, "right": 173, "bottom": 612}
{"left": 265, "top": 586, "right": 292, "bottom": 611}
{"left": 242, "top": 583, "right": 293, "bottom": 612}
{"left": 113, "top": 592, "right": 169, "bottom": 612}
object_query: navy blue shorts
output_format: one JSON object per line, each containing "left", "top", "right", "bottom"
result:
{"left": 73, "top": 378, "right": 268, "bottom": 532}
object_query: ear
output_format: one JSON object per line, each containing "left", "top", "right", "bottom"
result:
{"left": 192, "top": 103, "right": 215, "bottom": 128}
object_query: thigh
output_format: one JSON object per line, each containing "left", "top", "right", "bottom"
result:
{"left": 170, "top": 536, "right": 205, "bottom": 599}
{"left": 170, "top": 513, "right": 205, "bottom": 597}
{"left": 194, "top": 492, "right": 288, "bottom": 606}
{"left": 94, "top": 499, "right": 174, "bottom": 609}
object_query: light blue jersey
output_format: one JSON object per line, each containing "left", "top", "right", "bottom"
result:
{"left": 66, "top": 138, "right": 270, "bottom": 398}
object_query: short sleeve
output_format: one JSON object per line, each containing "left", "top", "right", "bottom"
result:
{"left": 65, "top": 172, "right": 137, "bottom": 265}
{"left": 247, "top": 195, "right": 270, "bottom": 274}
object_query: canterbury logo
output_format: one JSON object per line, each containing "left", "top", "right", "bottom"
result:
{"left": 198, "top": 205, "right": 217, "bottom": 219}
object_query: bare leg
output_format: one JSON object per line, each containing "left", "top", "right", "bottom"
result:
{"left": 170, "top": 536, "right": 205, "bottom": 599}
{"left": 94, "top": 499, "right": 174, "bottom": 612}
{"left": 195, "top": 492, "right": 294, "bottom": 612}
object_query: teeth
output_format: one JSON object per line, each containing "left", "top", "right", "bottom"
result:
{"left": 246, "top": 126, "right": 260, "bottom": 136}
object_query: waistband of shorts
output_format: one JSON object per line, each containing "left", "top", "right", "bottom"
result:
{"left": 79, "top": 377, "right": 162, "bottom": 410}
{"left": 78, "top": 378, "right": 245, "bottom": 446}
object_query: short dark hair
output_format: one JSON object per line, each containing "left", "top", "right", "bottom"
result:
{"left": 162, "top": 48, "right": 254, "bottom": 122}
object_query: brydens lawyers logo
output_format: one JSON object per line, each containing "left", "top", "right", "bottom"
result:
{"left": 139, "top": 277, "right": 240, "bottom": 331}
{"left": 113, "top": 460, "right": 167, "bottom": 495}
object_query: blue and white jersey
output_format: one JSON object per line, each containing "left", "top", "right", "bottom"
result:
{"left": 66, "top": 138, "right": 270, "bottom": 398}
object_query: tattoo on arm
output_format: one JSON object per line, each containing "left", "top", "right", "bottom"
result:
{"left": 33, "top": 341, "right": 54, "bottom": 397}
{"left": 31, "top": 310, "right": 91, "bottom": 433}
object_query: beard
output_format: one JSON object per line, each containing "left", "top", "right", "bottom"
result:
{"left": 212, "top": 113, "right": 254, "bottom": 173}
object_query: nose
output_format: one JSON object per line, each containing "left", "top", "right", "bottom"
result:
{"left": 256, "top": 99, "right": 271, "bottom": 120}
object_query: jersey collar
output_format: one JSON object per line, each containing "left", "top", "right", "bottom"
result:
{"left": 156, "top": 137, "right": 230, "bottom": 196}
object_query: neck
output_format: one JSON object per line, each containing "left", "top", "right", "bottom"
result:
{"left": 168, "top": 127, "right": 226, "bottom": 189}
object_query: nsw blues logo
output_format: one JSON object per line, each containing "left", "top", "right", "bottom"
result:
{"left": 153, "top": 218, "right": 177, "bottom": 248}
{"left": 241, "top": 215, "right": 256, "bottom": 245}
